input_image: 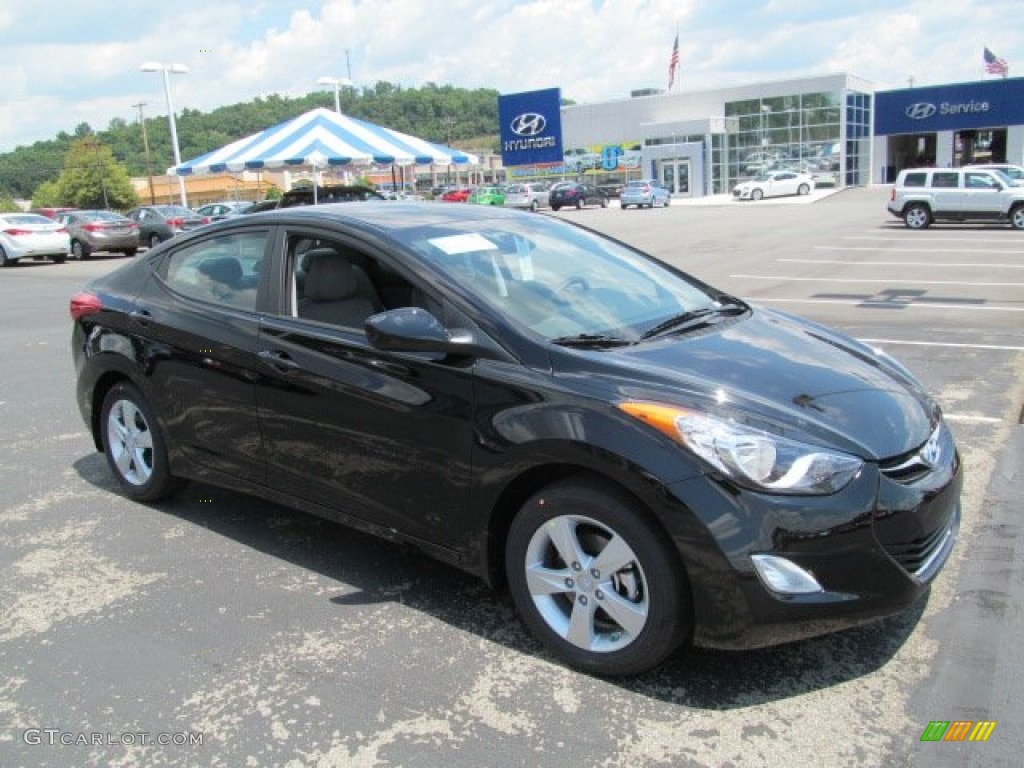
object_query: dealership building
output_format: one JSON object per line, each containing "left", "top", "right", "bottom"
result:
{"left": 509, "top": 74, "right": 1024, "bottom": 197}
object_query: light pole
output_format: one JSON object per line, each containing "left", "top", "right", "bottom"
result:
{"left": 316, "top": 76, "right": 353, "bottom": 114}
{"left": 141, "top": 61, "right": 188, "bottom": 207}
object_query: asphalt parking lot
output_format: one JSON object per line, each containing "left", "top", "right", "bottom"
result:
{"left": 1, "top": 187, "right": 1022, "bottom": 767}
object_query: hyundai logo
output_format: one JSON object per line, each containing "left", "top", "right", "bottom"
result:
{"left": 510, "top": 113, "right": 547, "bottom": 137}
{"left": 919, "top": 426, "right": 943, "bottom": 468}
{"left": 906, "top": 102, "right": 937, "bottom": 120}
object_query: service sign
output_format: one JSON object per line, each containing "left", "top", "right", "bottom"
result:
{"left": 875, "top": 78, "right": 1024, "bottom": 135}
{"left": 499, "top": 88, "right": 563, "bottom": 167}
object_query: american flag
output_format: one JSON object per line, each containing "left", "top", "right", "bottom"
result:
{"left": 983, "top": 47, "right": 1008, "bottom": 76}
{"left": 668, "top": 33, "right": 680, "bottom": 90}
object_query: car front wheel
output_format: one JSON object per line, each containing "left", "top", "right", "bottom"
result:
{"left": 1010, "top": 204, "right": 1024, "bottom": 230}
{"left": 904, "top": 204, "right": 931, "bottom": 229}
{"left": 751, "top": 189, "right": 764, "bottom": 201}
{"left": 797, "top": 183, "right": 810, "bottom": 196}
{"left": 101, "top": 382, "right": 183, "bottom": 502}
{"left": 72, "top": 240, "right": 90, "bottom": 260}
{"left": 506, "top": 479, "right": 688, "bottom": 676}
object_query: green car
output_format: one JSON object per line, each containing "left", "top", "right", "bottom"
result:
{"left": 467, "top": 186, "right": 505, "bottom": 206}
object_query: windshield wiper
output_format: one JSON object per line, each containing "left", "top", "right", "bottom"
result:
{"left": 639, "top": 299, "right": 747, "bottom": 341}
{"left": 550, "top": 333, "right": 635, "bottom": 349}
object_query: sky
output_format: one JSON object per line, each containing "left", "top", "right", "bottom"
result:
{"left": 1, "top": 0, "right": 1020, "bottom": 152}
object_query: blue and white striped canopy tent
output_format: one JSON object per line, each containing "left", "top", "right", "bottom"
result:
{"left": 170, "top": 107, "right": 477, "bottom": 176}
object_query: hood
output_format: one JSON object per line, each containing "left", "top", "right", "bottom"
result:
{"left": 559, "top": 307, "right": 938, "bottom": 461}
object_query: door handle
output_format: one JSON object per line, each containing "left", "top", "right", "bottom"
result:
{"left": 258, "top": 349, "right": 301, "bottom": 371}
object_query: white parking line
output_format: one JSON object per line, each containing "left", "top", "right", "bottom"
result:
{"left": 815, "top": 245, "right": 1024, "bottom": 254}
{"left": 846, "top": 235, "right": 1023, "bottom": 244}
{"left": 732, "top": 275, "right": 1024, "bottom": 287}
{"left": 780, "top": 259, "right": 1024, "bottom": 269}
{"left": 857, "top": 338, "right": 1024, "bottom": 352}
{"left": 752, "top": 298, "right": 1024, "bottom": 312}
{"left": 943, "top": 414, "right": 1004, "bottom": 424}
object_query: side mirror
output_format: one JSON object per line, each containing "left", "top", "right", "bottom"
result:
{"left": 365, "top": 307, "right": 496, "bottom": 359}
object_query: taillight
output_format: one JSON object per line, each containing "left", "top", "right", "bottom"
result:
{"left": 201, "top": 216, "right": 211, "bottom": 224}
{"left": 70, "top": 292, "right": 103, "bottom": 321}
{"left": 167, "top": 218, "right": 183, "bottom": 227}
{"left": 3, "top": 228, "right": 32, "bottom": 236}
{"left": 82, "top": 223, "right": 103, "bottom": 232}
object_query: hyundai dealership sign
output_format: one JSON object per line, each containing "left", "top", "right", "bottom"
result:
{"left": 499, "top": 88, "right": 563, "bottom": 166}
{"left": 876, "top": 78, "right": 1024, "bottom": 135}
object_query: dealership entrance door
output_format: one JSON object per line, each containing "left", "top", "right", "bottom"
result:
{"left": 658, "top": 160, "right": 691, "bottom": 196}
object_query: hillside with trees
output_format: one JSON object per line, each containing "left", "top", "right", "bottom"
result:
{"left": 0, "top": 82, "right": 500, "bottom": 202}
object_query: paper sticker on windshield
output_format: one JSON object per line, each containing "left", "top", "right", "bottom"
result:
{"left": 428, "top": 233, "right": 498, "bottom": 255}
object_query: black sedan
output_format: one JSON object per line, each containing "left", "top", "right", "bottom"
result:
{"left": 549, "top": 182, "right": 608, "bottom": 211}
{"left": 70, "top": 202, "right": 960, "bottom": 676}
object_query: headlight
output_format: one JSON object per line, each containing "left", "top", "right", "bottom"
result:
{"left": 618, "top": 402, "right": 863, "bottom": 495}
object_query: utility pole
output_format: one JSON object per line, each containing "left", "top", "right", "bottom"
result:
{"left": 345, "top": 49, "right": 352, "bottom": 82}
{"left": 133, "top": 102, "right": 156, "bottom": 204}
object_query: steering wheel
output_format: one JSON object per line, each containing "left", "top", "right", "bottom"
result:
{"left": 557, "top": 275, "right": 591, "bottom": 294}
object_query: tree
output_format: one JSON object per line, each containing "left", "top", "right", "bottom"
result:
{"left": 55, "top": 137, "right": 138, "bottom": 210}
{"left": 0, "top": 193, "right": 20, "bottom": 212}
{"left": 31, "top": 180, "right": 62, "bottom": 208}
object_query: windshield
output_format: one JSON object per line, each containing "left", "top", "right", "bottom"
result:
{"left": 396, "top": 215, "right": 720, "bottom": 342}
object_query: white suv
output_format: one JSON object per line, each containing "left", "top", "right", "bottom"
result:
{"left": 887, "top": 167, "right": 1024, "bottom": 229}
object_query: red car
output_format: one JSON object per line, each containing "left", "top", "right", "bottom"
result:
{"left": 440, "top": 187, "right": 472, "bottom": 203}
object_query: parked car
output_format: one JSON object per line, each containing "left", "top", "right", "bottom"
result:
{"left": 195, "top": 201, "right": 255, "bottom": 221}
{"left": 29, "top": 207, "right": 77, "bottom": 220}
{"left": 549, "top": 182, "right": 608, "bottom": 210}
{"left": 242, "top": 199, "right": 281, "bottom": 214}
{"left": 467, "top": 186, "right": 505, "bottom": 206}
{"left": 965, "top": 164, "right": 1024, "bottom": 185}
{"left": 57, "top": 210, "right": 139, "bottom": 259}
{"left": 127, "top": 205, "right": 206, "bottom": 248}
{"left": 732, "top": 171, "right": 815, "bottom": 201}
{"left": 441, "top": 187, "right": 473, "bottom": 203}
{"left": 0, "top": 212, "right": 69, "bottom": 266}
{"left": 504, "top": 183, "right": 550, "bottom": 212}
{"left": 70, "top": 202, "right": 960, "bottom": 676}
{"left": 619, "top": 179, "right": 671, "bottom": 209}
{"left": 278, "top": 185, "right": 385, "bottom": 208}
{"left": 887, "top": 167, "right": 1024, "bottom": 229}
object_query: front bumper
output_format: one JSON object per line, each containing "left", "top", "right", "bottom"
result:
{"left": 664, "top": 434, "right": 962, "bottom": 649}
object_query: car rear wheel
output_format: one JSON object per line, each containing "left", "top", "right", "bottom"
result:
{"left": 101, "top": 382, "right": 183, "bottom": 502}
{"left": 551, "top": 205, "right": 561, "bottom": 211}
{"left": 903, "top": 204, "right": 931, "bottom": 229}
{"left": 797, "top": 183, "right": 810, "bottom": 196}
{"left": 148, "top": 234, "right": 161, "bottom": 249}
{"left": 506, "top": 479, "right": 689, "bottom": 676}
{"left": 123, "top": 249, "right": 138, "bottom": 257}
{"left": 751, "top": 189, "right": 764, "bottom": 201}
{"left": 529, "top": 200, "right": 538, "bottom": 212}
{"left": 600, "top": 198, "right": 608, "bottom": 208}
{"left": 1010, "top": 205, "right": 1024, "bottom": 230}
{"left": 576, "top": 200, "right": 584, "bottom": 210}
{"left": 52, "top": 254, "right": 66, "bottom": 264}
{"left": 0, "top": 246, "right": 11, "bottom": 267}
{"left": 71, "top": 240, "right": 89, "bottom": 260}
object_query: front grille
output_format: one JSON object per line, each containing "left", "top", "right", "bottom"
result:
{"left": 880, "top": 421, "right": 954, "bottom": 485}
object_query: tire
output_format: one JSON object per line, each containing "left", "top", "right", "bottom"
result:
{"left": 751, "top": 189, "right": 764, "bottom": 201}
{"left": 505, "top": 479, "right": 689, "bottom": 676}
{"left": 123, "top": 249, "right": 138, "bottom": 258}
{"left": 903, "top": 204, "right": 931, "bottom": 230}
{"left": 0, "top": 246, "right": 10, "bottom": 267}
{"left": 600, "top": 197, "right": 608, "bottom": 208}
{"left": 149, "top": 234, "right": 161, "bottom": 249}
{"left": 551, "top": 205, "right": 561, "bottom": 212}
{"left": 576, "top": 199, "right": 583, "bottom": 210}
{"left": 71, "top": 240, "right": 89, "bottom": 260}
{"left": 100, "top": 382, "right": 183, "bottom": 502}
{"left": 52, "top": 254, "right": 67, "bottom": 264}
{"left": 797, "top": 183, "right": 810, "bottom": 196}
{"left": 529, "top": 200, "right": 538, "bottom": 212}
{"left": 1010, "top": 205, "right": 1024, "bottom": 230}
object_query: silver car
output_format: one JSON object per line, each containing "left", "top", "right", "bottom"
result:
{"left": 504, "top": 183, "right": 550, "bottom": 212}
{"left": 58, "top": 210, "right": 140, "bottom": 259}
{"left": 620, "top": 179, "right": 671, "bottom": 209}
